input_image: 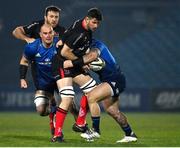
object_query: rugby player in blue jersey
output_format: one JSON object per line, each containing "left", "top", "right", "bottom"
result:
{"left": 65, "top": 39, "right": 138, "bottom": 143}
{"left": 19, "top": 24, "right": 59, "bottom": 135}
{"left": 14, "top": 6, "right": 79, "bottom": 136}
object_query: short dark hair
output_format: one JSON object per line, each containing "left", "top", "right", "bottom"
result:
{"left": 45, "top": 5, "right": 61, "bottom": 16}
{"left": 87, "top": 7, "right": 103, "bottom": 21}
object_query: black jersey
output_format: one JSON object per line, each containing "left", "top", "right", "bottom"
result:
{"left": 23, "top": 20, "right": 65, "bottom": 39}
{"left": 62, "top": 19, "right": 92, "bottom": 58}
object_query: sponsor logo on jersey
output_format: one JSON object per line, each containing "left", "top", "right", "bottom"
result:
{"left": 38, "top": 58, "right": 52, "bottom": 65}
{"left": 45, "top": 58, "right": 50, "bottom": 62}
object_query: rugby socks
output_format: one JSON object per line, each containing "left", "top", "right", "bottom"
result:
{"left": 49, "top": 112, "right": 55, "bottom": 131}
{"left": 54, "top": 107, "right": 68, "bottom": 137}
{"left": 91, "top": 116, "right": 100, "bottom": 134}
{"left": 121, "top": 124, "right": 133, "bottom": 136}
{"left": 76, "top": 95, "right": 88, "bottom": 126}
{"left": 49, "top": 104, "right": 57, "bottom": 134}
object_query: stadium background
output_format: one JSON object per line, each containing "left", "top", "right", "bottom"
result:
{"left": 0, "top": 0, "right": 180, "bottom": 112}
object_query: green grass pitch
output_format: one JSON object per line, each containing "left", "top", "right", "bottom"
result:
{"left": 0, "top": 112, "right": 179, "bottom": 147}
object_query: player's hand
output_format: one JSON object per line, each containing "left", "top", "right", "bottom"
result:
{"left": 63, "top": 60, "right": 73, "bottom": 68}
{"left": 56, "top": 40, "right": 63, "bottom": 48}
{"left": 25, "top": 38, "right": 35, "bottom": 43}
{"left": 83, "top": 65, "right": 90, "bottom": 72}
{"left": 20, "top": 79, "right": 28, "bottom": 89}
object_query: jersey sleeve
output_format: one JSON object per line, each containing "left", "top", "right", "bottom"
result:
{"left": 91, "top": 39, "right": 103, "bottom": 55}
{"left": 58, "top": 26, "right": 66, "bottom": 40}
{"left": 23, "top": 40, "right": 37, "bottom": 61}
{"left": 23, "top": 21, "right": 39, "bottom": 36}
{"left": 64, "top": 32, "right": 82, "bottom": 50}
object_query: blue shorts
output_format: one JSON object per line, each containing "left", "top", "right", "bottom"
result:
{"left": 101, "top": 72, "right": 126, "bottom": 97}
{"left": 35, "top": 82, "right": 58, "bottom": 95}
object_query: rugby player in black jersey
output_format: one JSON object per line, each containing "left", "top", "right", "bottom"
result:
{"left": 12, "top": 5, "right": 65, "bottom": 42}
{"left": 51, "top": 7, "right": 103, "bottom": 142}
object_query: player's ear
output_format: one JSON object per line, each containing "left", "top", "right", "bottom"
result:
{"left": 44, "top": 15, "right": 47, "bottom": 22}
{"left": 85, "top": 17, "right": 89, "bottom": 23}
{"left": 39, "top": 32, "right": 42, "bottom": 38}
{"left": 52, "top": 30, "right": 55, "bottom": 36}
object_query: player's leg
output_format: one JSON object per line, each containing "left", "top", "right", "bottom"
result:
{"left": 73, "top": 74, "right": 101, "bottom": 135}
{"left": 34, "top": 90, "right": 52, "bottom": 116}
{"left": 102, "top": 98, "right": 137, "bottom": 143}
{"left": 52, "top": 77, "right": 74, "bottom": 142}
{"left": 79, "top": 82, "right": 112, "bottom": 139}
{"left": 48, "top": 95, "right": 57, "bottom": 136}
{"left": 101, "top": 72, "right": 137, "bottom": 143}
{"left": 72, "top": 94, "right": 89, "bottom": 133}
{"left": 68, "top": 99, "right": 79, "bottom": 121}
{"left": 34, "top": 90, "right": 56, "bottom": 135}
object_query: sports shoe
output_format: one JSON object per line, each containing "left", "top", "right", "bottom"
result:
{"left": 51, "top": 135, "right": 64, "bottom": 143}
{"left": 80, "top": 128, "right": 100, "bottom": 139}
{"left": 72, "top": 123, "right": 88, "bottom": 133}
{"left": 116, "top": 132, "right": 137, "bottom": 143}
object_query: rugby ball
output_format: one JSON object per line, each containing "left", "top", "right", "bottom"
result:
{"left": 89, "top": 57, "right": 105, "bottom": 71}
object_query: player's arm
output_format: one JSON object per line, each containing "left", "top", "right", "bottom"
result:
{"left": 19, "top": 42, "right": 36, "bottom": 88}
{"left": 61, "top": 43, "right": 78, "bottom": 60}
{"left": 60, "top": 32, "right": 84, "bottom": 64}
{"left": 12, "top": 22, "right": 38, "bottom": 43}
{"left": 12, "top": 25, "right": 35, "bottom": 43}
{"left": 63, "top": 48, "right": 100, "bottom": 68}
{"left": 19, "top": 55, "right": 29, "bottom": 88}
{"left": 82, "top": 48, "right": 100, "bottom": 64}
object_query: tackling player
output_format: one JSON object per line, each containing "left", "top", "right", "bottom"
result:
{"left": 66, "top": 39, "right": 138, "bottom": 143}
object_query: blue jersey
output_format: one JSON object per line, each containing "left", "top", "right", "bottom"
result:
{"left": 91, "top": 39, "right": 121, "bottom": 80}
{"left": 24, "top": 37, "right": 59, "bottom": 93}
{"left": 91, "top": 39, "right": 126, "bottom": 97}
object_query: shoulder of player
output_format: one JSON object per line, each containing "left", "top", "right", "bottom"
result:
{"left": 54, "top": 25, "right": 66, "bottom": 34}
{"left": 53, "top": 37, "right": 59, "bottom": 44}
{"left": 26, "top": 38, "right": 40, "bottom": 48}
{"left": 55, "top": 24, "right": 65, "bottom": 30}
{"left": 67, "top": 20, "right": 86, "bottom": 37}
{"left": 33, "top": 20, "right": 44, "bottom": 28}
{"left": 65, "top": 19, "right": 82, "bottom": 33}
{"left": 24, "top": 20, "right": 43, "bottom": 30}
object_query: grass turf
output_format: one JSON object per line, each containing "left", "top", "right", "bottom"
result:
{"left": 0, "top": 112, "right": 179, "bottom": 147}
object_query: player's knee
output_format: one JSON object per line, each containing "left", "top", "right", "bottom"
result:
{"left": 36, "top": 105, "right": 50, "bottom": 116}
{"left": 34, "top": 95, "right": 49, "bottom": 106}
{"left": 34, "top": 95, "right": 50, "bottom": 116}
{"left": 59, "top": 86, "right": 75, "bottom": 99}
{"left": 86, "top": 93, "right": 96, "bottom": 104}
{"left": 80, "top": 78, "right": 97, "bottom": 94}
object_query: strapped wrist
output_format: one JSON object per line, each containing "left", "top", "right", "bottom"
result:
{"left": 19, "top": 64, "right": 28, "bottom": 79}
{"left": 72, "top": 57, "right": 84, "bottom": 67}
